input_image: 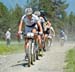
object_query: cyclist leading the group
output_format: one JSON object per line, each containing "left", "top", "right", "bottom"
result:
{"left": 18, "top": 8, "right": 43, "bottom": 58}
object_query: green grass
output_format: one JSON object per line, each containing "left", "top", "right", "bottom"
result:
{"left": 64, "top": 48, "right": 75, "bottom": 72}
{"left": 0, "top": 43, "right": 24, "bottom": 55}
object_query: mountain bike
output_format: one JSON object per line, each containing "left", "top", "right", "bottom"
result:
{"left": 24, "top": 32, "right": 41, "bottom": 67}
{"left": 24, "top": 32, "right": 35, "bottom": 67}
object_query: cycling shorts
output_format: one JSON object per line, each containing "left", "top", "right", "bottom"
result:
{"left": 44, "top": 28, "right": 50, "bottom": 35}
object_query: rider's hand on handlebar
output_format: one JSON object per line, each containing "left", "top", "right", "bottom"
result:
{"left": 39, "top": 32, "right": 43, "bottom": 35}
{"left": 18, "top": 31, "right": 22, "bottom": 34}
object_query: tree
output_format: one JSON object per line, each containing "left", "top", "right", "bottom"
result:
{"left": 39, "top": 0, "right": 69, "bottom": 33}
{"left": 0, "top": 2, "right": 8, "bottom": 17}
{"left": 0, "top": 2, "right": 10, "bottom": 39}
{"left": 68, "top": 12, "right": 75, "bottom": 33}
{"left": 0, "top": 2, "right": 9, "bottom": 32}
{"left": 0, "top": 2, "right": 23, "bottom": 39}
{"left": 8, "top": 4, "right": 23, "bottom": 38}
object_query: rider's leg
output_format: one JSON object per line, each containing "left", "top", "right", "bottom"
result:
{"left": 38, "top": 35, "right": 43, "bottom": 56}
{"left": 32, "top": 28, "right": 43, "bottom": 55}
{"left": 32, "top": 28, "right": 42, "bottom": 49}
{"left": 44, "top": 34, "right": 48, "bottom": 41}
{"left": 38, "top": 35, "right": 42, "bottom": 48}
{"left": 42, "top": 34, "right": 45, "bottom": 48}
{"left": 32, "top": 28, "right": 37, "bottom": 37}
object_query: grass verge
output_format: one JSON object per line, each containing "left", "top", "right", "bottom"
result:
{"left": 0, "top": 43, "right": 24, "bottom": 55}
{"left": 64, "top": 48, "right": 75, "bottom": 72}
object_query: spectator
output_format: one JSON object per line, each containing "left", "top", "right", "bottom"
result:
{"left": 5, "top": 28, "right": 11, "bottom": 45}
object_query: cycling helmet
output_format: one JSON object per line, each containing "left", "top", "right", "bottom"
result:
{"left": 40, "top": 10, "right": 46, "bottom": 16}
{"left": 34, "top": 11, "right": 40, "bottom": 16}
{"left": 25, "top": 8, "right": 33, "bottom": 15}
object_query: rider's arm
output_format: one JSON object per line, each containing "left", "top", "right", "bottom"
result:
{"left": 37, "top": 21, "right": 43, "bottom": 33}
{"left": 18, "top": 15, "right": 25, "bottom": 33}
{"left": 18, "top": 20, "right": 23, "bottom": 33}
{"left": 47, "top": 21, "right": 51, "bottom": 27}
{"left": 44, "top": 16, "right": 51, "bottom": 27}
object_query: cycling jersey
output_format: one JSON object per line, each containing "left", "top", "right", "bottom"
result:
{"left": 60, "top": 30, "right": 65, "bottom": 38}
{"left": 39, "top": 17, "right": 45, "bottom": 32}
{"left": 49, "top": 26, "right": 54, "bottom": 35}
{"left": 21, "top": 14, "right": 40, "bottom": 33}
{"left": 21, "top": 14, "right": 39, "bottom": 27}
{"left": 39, "top": 16, "right": 51, "bottom": 34}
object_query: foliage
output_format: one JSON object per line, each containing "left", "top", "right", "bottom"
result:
{"left": 0, "top": 2, "right": 23, "bottom": 39}
{"left": 39, "top": 0, "right": 69, "bottom": 34}
{"left": 68, "top": 12, "right": 75, "bottom": 32}
{"left": 64, "top": 48, "right": 75, "bottom": 72}
{"left": 0, "top": 2, "right": 8, "bottom": 17}
{"left": 0, "top": 1, "right": 75, "bottom": 40}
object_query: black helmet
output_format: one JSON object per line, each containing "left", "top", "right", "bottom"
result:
{"left": 40, "top": 10, "right": 46, "bottom": 17}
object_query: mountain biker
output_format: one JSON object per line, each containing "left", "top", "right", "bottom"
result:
{"left": 34, "top": 11, "right": 46, "bottom": 54}
{"left": 18, "top": 8, "right": 43, "bottom": 58}
{"left": 34, "top": 10, "right": 52, "bottom": 51}
{"left": 18, "top": 8, "right": 42, "bottom": 58}
{"left": 59, "top": 29, "right": 66, "bottom": 46}
{"left": 60, "top": 29, "right": 65, "bottom": 39}
{"left": 48, "top": 26, "right": 55, "bottom": 46}
{"left": 40, "top": 10, "right": 51, "bottom": 50}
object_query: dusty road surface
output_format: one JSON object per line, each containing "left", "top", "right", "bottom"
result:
{"left": 0, "top": 41, "right": 75, "bottom": 72}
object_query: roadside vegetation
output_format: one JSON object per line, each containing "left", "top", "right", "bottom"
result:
{"left": 64, "top": 48, "right": 75, "bottom": 72}
{"left": 0, "top": 41, "right": 24, "bottom": 55}
{"left": 0, "top": 0, "right": 75, "bottom": 40}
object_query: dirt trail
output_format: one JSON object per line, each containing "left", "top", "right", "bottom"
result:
{"left": 0, "top": 41, "right": 74, "bottom": 72}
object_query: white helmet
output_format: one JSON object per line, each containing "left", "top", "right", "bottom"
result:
{"left": 25, "top": 8, "right": 33, "bottom": 15}
{"left": 34, "top": 11, "right": 40, "bottom": 16}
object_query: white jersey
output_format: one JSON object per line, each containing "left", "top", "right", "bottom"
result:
{"left": 21, "top": 14, "right": 39, "bottom": 26}
{"left": 39, "top": 17, "right": 45, "bottom": 23}
{"left": 5, "top": 31, "right": 11, "bottom": 39}
{"left": 49, "top": 26, "right": 55, "bottom": 36}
